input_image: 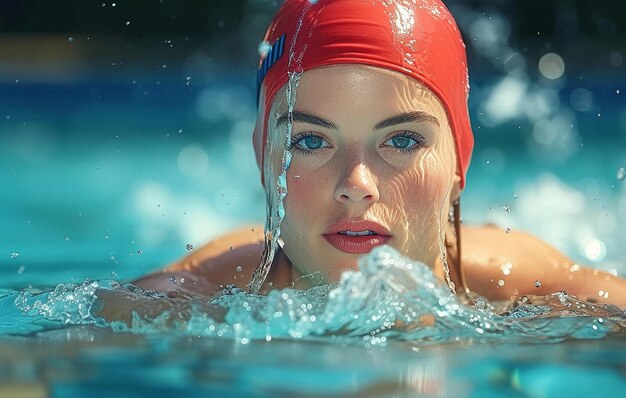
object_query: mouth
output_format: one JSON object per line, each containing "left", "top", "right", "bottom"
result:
{"left": 338, "top": 230, "right": 378, "bottom": 236}
{"left": 323, "top": 221, "right": 392, "bottom": 254}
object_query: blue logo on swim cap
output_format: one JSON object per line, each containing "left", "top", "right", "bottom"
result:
{"left": 256, "top": 33, "right": 286, "bottom": 106}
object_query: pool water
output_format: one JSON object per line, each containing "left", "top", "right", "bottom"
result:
{"left": 2, "top": 58, "right": 626, "bottom": 398}
{"left": 2, "top": 243, "right": 626, "bottom": 397}
{"left": 2, "top": 330, "right": 626, "bottom": 398}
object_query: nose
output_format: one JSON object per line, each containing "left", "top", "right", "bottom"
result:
{"left": 334, "top": 162, "right": 380, "bottom": 204}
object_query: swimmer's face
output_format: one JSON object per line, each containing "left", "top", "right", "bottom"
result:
{"left": 265, "top": 65, "right": 459, "bottom": 285}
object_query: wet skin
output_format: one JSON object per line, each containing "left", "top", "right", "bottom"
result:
{"left": 134, "top": 65, "right": 626, "bottom": 308}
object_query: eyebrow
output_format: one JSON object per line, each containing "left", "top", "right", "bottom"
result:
{"left": 276, "top": 111, "right": 338, "bottom": 129}
{"left": 374, "top": 111, "right": 440, "bottom": 130}
{"left": 275, "top": 110, "right": 439, "bottom": 130}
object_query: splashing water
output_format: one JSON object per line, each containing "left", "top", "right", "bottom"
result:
{"left": 248, "top": 2, "right": 312, "bottom": 294}
{"left": 6, "top": 246, "right": 624, "bottom": 346}
{"left": 617, "top": 167, "right": 625, "bottom": 182}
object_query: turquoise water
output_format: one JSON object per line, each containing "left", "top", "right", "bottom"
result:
{"left": 1, "top": 245, "right": 625, "bottom": 397}
{"left": 1, "top": 75, "right": 626, "bottom": 396}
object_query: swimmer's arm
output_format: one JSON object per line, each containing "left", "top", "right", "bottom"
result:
{"left": 93, "top": 287, "right": 225, "bottom": 327}
{"left": 132, "top": 226, "right": 265, "bottom": 296}
{"left": 462, "top": 226, "right": 626, "bottom": 308}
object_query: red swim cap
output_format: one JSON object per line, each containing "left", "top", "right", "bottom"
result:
{"left": 254, "top": 0, "right": 473, "bottom": 188}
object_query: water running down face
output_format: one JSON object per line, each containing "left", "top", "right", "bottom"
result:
{"left": 266, "top": 65, "right": 460, "bottom": 284}
{"left": 249, "top": 0, "right": 474, "bottom": 292}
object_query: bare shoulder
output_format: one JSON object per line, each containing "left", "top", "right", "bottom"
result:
{"left": 169, "top": 225, "right": 270, "bottom": 288}
{"left": 134, "top": 226, "right": 268, "bottom": 294}
{"left": 460, "top": 224, "right": 626, "bottom": 306}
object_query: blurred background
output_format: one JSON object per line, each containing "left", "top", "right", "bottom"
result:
{"left": 1, "top": 0, "right": 625, "bottom": 289}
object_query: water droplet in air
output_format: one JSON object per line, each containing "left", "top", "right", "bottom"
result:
{"left": 505, "top": 228, "right": 511, "bottom": 234}
{"left": 513, "top": 193, "right": 518, "bottom": 199}
{"left": 617, "top": 167, "right": 625, "bottom": 181}
{"left": 104, "top": 235, "right": 109, "bottom": 240}
{"left": 502, "top": 206, "right": 511, "bottom": 213}
{"left": 168, "top": 276, "right": 177, "bottom": 284}
{"left": 185, "top": 243, "right": 194, "bottom": 251}
{"left": 497, "top": 279, "right": 505, "bottom": 287}
{"left": 111, "top": 271, "right": 118, "bottom": 278}
{"left": 17, "top": 265, "right": 25, "bottom": 274}
{"left": 229, "top": 246, "right": 233, "bottom": 251}
{"left": 534, "top": 280, "right": 542, "bottom": 288}
{"left": 10, "top": 252, "right": 19, "bottom": 259}
{"left": 68, "top": 37, "right": 74, "bottom": 42}
{"left": 235, "top": 265, "right": 243, "bottom": 272}
{"left": 65, "top": 236, "right": 70, "bottom": 241}
{"left": 137, "top": 250, "right": 143, "bottom": 256}
{"left": 125, "top": 21, "right": 130, "bottom": 26}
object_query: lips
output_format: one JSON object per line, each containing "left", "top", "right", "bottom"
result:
{"left": 323, "top": 220, "right": 392, "bottom": 254}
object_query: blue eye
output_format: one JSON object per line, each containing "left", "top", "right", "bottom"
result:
{"left": 389, "top": 136, "right": 413, "bottom": 148}
{"left": 383, "top": 132, "right": 424, "bottom": 151}
{"left": 291, "top": 134, "right": 330, "bottom": 152}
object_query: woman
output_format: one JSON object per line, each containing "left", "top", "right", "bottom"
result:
{"left": 135, "top": 0, "right": 626, "bottom": 307}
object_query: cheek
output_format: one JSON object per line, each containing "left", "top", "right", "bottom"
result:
{"left": 386, "top": 152, "right": 451, "bottom": 210}
{"left": 283, "top": 172, "right": 327, "bottom": 229}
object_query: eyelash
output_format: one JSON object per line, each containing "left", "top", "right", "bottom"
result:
{"left": 288, "top": 132, "right": 332, "bottom": 155}
{"left": 288, "top": 131, "right": 426, "bottom": 154}
{"left": 381, "top": 131, "right": 426, "bottom": 153}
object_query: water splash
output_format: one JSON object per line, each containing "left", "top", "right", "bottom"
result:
{"left": 248, "top": 1, "right": 312, "bottom": 294}
{"left": 6, "top": 247, "right": 624, "bottom": 346}
{"left": 617, "top": 167, "right": 625, "bottom": 182}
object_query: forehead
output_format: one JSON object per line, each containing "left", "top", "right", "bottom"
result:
{"left": 271, "top": 64, "right": 447, "bottom": 120}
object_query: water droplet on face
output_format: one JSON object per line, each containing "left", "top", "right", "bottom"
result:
{"left": 235, "top": 265, "right": 243, "bottom": 272}
{"left": 505, "top": 228, "right": 511, "bottom": 234}
{"left": 497, "top": 279, "right": 505, "bottom": 287}
{"left": 186, "top": 243, "right": 194, "bottom": 251}
{"left": 168, "top": 276, "right": 177, "bottom": 284}
{"left": 229, "top": 246, "right": 233, "bottom": 251}
{"left": 534, "top": 280, "right": 542, "bottom": 288}
{"left": 10, "top": 252, "right": 19, "bottom": 259}
{"left": 617, "top": 167, "right": 625, "bottom": 181}
{"left": 17, "top": 265, "right": 25, "bottom": 274}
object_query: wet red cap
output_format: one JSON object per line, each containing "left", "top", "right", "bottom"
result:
{"left": 254, "top": 0, "right": 473, "bottom": 188}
